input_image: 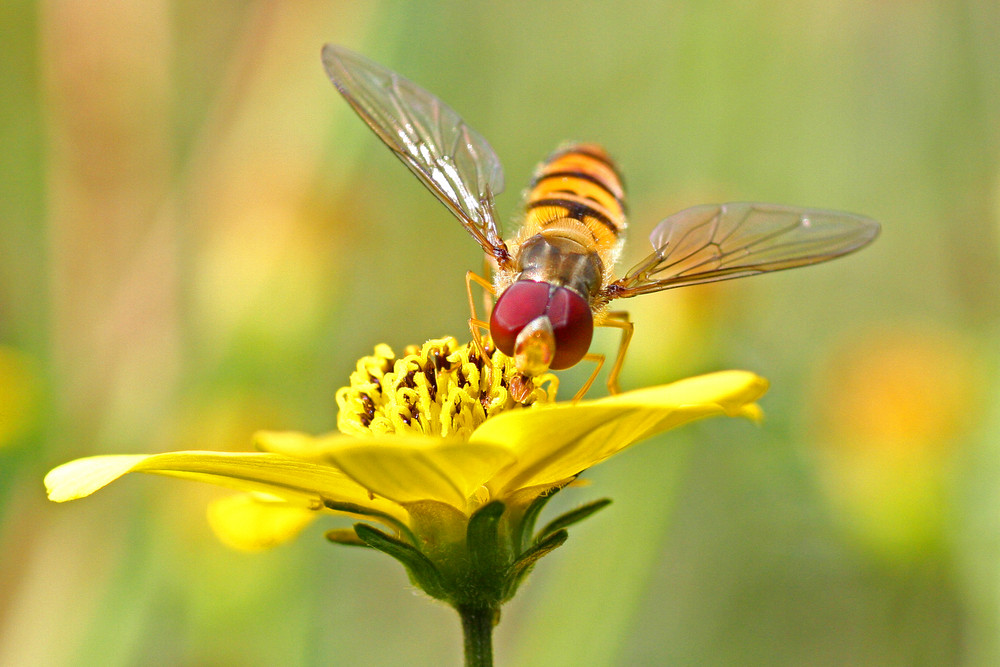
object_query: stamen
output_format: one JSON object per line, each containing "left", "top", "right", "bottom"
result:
{"left": 336, "top": 337, "right": 558, "bottom": 439}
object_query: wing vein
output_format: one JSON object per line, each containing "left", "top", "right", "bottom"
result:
{"left": 608, "top": 202, "right": 879, "bottom": 298}
{"left": 321, "top": 45, "right": 510, "bottom": 267}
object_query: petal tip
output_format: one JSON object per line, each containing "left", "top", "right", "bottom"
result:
{"left": 43, "top": 455, "right": 147, "bottom": 503}
{"left": 740, "top": 403, "right": 766, "bottom": 424}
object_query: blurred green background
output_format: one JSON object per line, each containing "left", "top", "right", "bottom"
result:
{"left": 2, "top": 1, "right": 999, "bottom": 665}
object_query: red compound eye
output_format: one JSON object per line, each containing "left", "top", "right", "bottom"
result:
{"left": 489, "top": 280, "right": 593, "bottom": 370}
{"left": 490, "top": 281, "right": 550, "bottom": 357}
{"left": 546, "top": 285, "right": 593, "bottom": 370}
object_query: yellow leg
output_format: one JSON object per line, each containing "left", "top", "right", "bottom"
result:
{"left": 597, "top": 311, "right": 633, "bottom": 395}
{"left": 465, "top": 270, "right": 496, "bottom": 362}
{"left": 573, "top": 353, "right": 605, "bottom": 402}
{"left": 465, "top": 271, "right": 495, "bottom": 321}
{"left": 480, "top": 256, "right": 497, "bottom": 315}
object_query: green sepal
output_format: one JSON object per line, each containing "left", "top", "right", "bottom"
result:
{"left": 353, "top": 523, "right": 448, "bottom": 600}
{"left": 514, "top": 489, "right": 558, "bottom": 553}
{"left": 323, "top": 498, "right": 418, "bottom": 545}
{"left": 501, "top": 529, "right": 568, "bottom": 602}
{"left": 325, "top": 528, "right": 368, "bottom": 546}
{"left": 467, "top": 500, "right": 506, "bottom": 576}
{"left": 535, "top": 498, "right": 612, "bottom": 544}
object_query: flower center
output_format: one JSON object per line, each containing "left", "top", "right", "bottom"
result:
{"left": 336, "top": 337, "right": 558, "bottom": 439}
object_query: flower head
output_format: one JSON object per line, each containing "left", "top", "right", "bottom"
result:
{"left": 334, "top": 337, "right": 556, "bottom": 439}
{"left": 45, "top": 336, "right": 767, "bottom": 611}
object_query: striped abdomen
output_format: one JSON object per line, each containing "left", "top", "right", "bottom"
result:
{"left": 521, "top": 143, "right": 627, "bottom": 254}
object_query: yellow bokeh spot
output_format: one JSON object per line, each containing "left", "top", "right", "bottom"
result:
{"left": 811, "top": 325, "right": 982, "bottom": 561}
{"left": 817, "top": 326, "right": 980, "bottom": 456}
{"left": 0, "top": 346, "right": 41, "bottom": 448}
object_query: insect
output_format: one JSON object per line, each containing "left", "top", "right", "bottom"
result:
{"left": 322, "top": 45, "right": 880, "bottom": 398}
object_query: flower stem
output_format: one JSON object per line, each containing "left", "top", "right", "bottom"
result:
{"left": 458, "top": 604, "right": 495, "bottom": 667}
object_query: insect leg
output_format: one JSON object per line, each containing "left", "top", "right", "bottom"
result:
{"left": 480, "top": 255, "right": 497, "bottom": 316}
{"left": 466, "top": 270, "right": 496, "bottom": 361}
{"left": 597, "top": 311, "right": 633, "bottom": 395}
{"left": 573, "top": 353, "right": 606, "bottom": 402}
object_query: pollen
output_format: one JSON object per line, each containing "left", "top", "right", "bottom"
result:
{"left": 335, "top": 337, "right": 558, "bottom": 439}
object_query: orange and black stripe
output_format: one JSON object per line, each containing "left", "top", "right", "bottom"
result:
{"left": 523, "top": 143, "right": 626, "bottom": 252}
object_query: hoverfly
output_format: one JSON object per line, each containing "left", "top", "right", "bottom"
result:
{"left": 322, "top": 45, "right": 880, "bottom": 398}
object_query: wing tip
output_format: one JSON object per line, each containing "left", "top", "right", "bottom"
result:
{"left": 320, "top": 42, "right": 344, "bottom": 65}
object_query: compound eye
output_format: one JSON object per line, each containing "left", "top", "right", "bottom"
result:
{"left": 489, "top": 281, "right": 551, "bottom": 357}
{"left": 546, "top": 286, "right": 593, "bottom": 370}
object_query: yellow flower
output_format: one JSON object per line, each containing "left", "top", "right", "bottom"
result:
{"left": 45, "top": 336, "right": 767, "bottom": 607}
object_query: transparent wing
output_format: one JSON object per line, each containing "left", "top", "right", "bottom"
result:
{"left": 321, "top": 44, "right": 510, "bottom": 265}
{"left": 608, "top": 202, "right": 880, "bottom": 298}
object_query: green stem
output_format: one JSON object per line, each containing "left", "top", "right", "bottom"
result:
{"left": 458, "top": 605, "right": 495, "bottom": 667}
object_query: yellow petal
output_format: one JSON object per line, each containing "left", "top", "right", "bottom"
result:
{"left": 207, "top": 493, "right": 317, "bottom": 551}
{"left": 45, "top": 454, "right": 149, "bottom": 502}
{"left": 595, "top": 370, "right": 768, "bottom": 413}
{"left": 43, "top": 451, "right": 406, "bottom": 521}
{"left": 253, "top": 430, "right": 346, "bottom": 460}
{"left": 590, "top": 371, "right": 768, "bottom": 441}
{"left": 476, "top": 371, "right": 768, "bottom": 496}
{"left": 324, "top": 436, "right": 517, "bottom": 509}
